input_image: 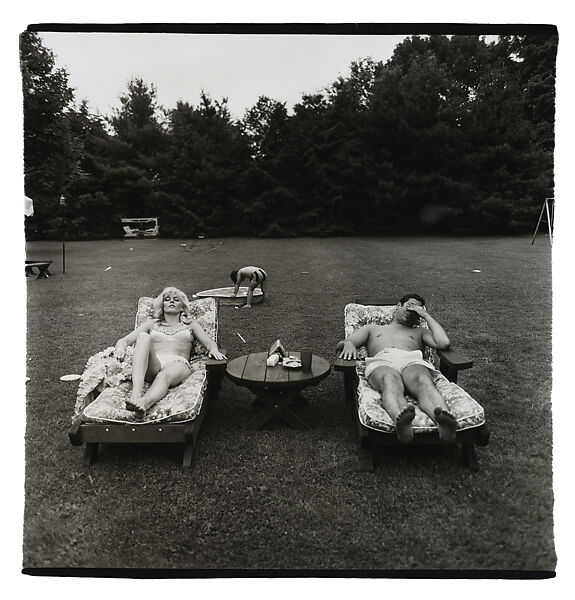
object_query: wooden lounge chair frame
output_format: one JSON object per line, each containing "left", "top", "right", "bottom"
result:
{"left": 68, "top": 302, "right": 227, "bottom": 468}
{"left": 121, "top": 217, "right": 159, "bottom": 238}
{"left": 334, "top": 297, "right": 490, "bottom": 471}
{"left": 25, "top": 260, "right": 53, "bottom": 279}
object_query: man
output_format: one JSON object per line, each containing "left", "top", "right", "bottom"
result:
{"left": 337, "top": 293, "right": 457, "bottom": 443}
{"left": 230, "top": 266, "right": 267, "bottom": 308}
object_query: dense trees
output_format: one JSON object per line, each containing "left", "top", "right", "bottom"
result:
{"left": 21, "top": 32, "right": 75, "bottom": 238}
{"left": 21, "top": 32, "right": 557, "bottom": 239}
{"left": 161, "top": 94, "right": 251, "bottom": 236}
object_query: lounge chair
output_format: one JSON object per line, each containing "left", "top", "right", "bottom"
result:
{"left": 335, "top": 298, "right": 489, "bottom": 471}
{"left": 25, "top": 260, "right": 53, "bottom": 278}
{"left": 68, "top": 296, "right": 227, "bottom": 467}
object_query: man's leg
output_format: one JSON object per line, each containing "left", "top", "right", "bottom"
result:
{"left": 127, "top": 332, "right": 161, "bottom": 415}
{"left": 368, "top": 366, "right": 415, "bottom": 443}
{"left": 401, "top": 365, "right": 457, "bottom": 442}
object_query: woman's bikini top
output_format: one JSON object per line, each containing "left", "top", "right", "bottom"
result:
{"left": 150, "top": 323, "right": 193, "bottom": 342}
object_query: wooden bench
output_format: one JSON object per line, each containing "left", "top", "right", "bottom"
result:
{"left": 25, "top": 260, "right": 53, "bottom": 279}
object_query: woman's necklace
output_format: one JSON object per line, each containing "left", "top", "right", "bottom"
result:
{"left": 157, "top": 322, "right": 188, "bottom": 336}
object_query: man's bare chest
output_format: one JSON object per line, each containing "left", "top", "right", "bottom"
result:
{"left": 368, "top": 325, "right": 423, "bottom": 352}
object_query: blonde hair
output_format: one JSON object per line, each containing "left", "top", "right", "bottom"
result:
{"left": 152, "top": 286, "right": 193, "bottom": 324}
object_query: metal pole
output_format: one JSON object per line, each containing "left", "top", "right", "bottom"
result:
{"left": 531, "top": 201, "right": 546, "bottom": 245}
{"left": 545, "top": 198, "right": 553, "bottom": 246}
{"left": 60, "top": 195, "right": 66, "bottom": 273}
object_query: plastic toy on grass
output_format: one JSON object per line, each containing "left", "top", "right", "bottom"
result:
{"left": 194, "top": 286, "right": 264, "bottom": 306}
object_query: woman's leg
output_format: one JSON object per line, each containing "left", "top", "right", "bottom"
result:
{"left": 127, "top": 332, "right": 161, "bottom": 411}
{"left": 138, "top": 361, "right": 191, "bottom": 412}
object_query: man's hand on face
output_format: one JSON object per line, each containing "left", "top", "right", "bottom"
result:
{"left": 405, "top": 303, "right": 427, "bottom": 318}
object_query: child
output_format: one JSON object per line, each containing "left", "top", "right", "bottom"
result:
{"left": 230, "top": 266, "right": 267, "bottom": 308}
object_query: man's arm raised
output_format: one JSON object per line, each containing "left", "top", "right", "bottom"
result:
{"left": 409, "top": 306, "right": 451, "bottom": 350}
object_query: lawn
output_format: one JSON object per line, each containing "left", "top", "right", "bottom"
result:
{"left": 23, "top": 235, "right": 554, "bottom": 572}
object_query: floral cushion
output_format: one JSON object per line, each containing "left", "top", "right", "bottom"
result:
{"left": 82, "top": 357, "right": 207, "bottom": 424}
{"left": 73, "top": 296, "right": 217, "bottom": 425}
{"left": 344, "top": 303, "right": 485, "bottom": 434}
{"left": 357, "top": 370, "right": 485, "bottom": 433}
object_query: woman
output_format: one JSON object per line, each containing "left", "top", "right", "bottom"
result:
{"left": 114, "top": 286, "right": 226, "bottom": 418}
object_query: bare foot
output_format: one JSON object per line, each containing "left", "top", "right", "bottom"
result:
{"left": 434, "top": 407, "right": 457, "bottom": 442}
{"left": 395, "top": 405, "right": 415, "bottom": 443}
{"left": 242, "top": 304, "right": 252, "bottom": 309}
{"left": 125, "top": 398, "right": 146, "bottom": 419}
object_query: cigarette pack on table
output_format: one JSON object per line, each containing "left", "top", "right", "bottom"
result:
{"left": 266, "top": 354, "right": 280, "bottom": 367}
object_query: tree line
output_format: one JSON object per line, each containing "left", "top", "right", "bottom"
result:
{"left": 20, "top": 31, "right": 557, "bottom": 240}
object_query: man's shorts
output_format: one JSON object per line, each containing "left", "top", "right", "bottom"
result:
{"left": 364, "top": 348, "right": 434, "bottom": 380}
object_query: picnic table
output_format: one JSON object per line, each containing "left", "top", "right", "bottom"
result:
{"left": 226, "top": 351, "right": 331, "bottom": 430}
{"left": 25, "top": 260, "right": 53, "bottom": 279}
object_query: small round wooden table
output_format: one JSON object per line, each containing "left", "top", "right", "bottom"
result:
{"left": 226, "top": 351, "right": 331, "bottom": 430}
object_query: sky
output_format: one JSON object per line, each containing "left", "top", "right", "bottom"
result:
{"left": 39, "top": 31, "right": 407, "bottom": 120}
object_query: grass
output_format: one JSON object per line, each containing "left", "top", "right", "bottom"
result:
{"left": 23, "top": 235, "right": 554, "bottom": 571}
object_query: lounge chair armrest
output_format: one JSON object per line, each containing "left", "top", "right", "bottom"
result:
{"left": 436, "top": 348, "right": 473, "bottom": 371}
{"left": 334, "top": 357, "right": 358, "bottom": 372}
{"left": 205, "top": 349, "right": 227, "bottom": 400}
{"left": 205, "top": 349, "right": 228, "bottom": 369}
{"left": 335, "top": 356, "right": 359, "bottom": 404}
{"left": 436, "top": 348, "right": 472, "bottom": 383}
